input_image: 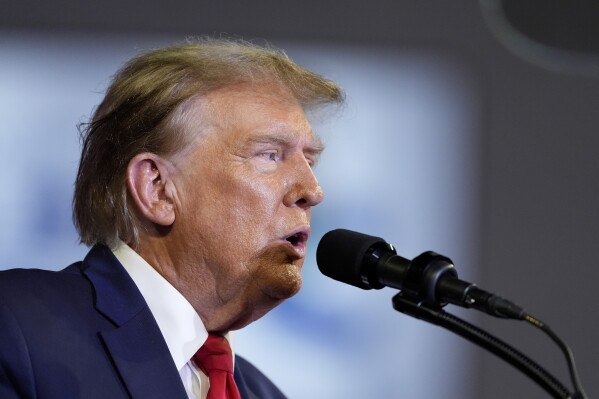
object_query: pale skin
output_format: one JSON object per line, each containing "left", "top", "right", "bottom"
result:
{"left": 126, "top": 82, "right": 324, "bottom": 333}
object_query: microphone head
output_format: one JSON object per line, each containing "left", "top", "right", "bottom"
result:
{"left": 316, "top": 229, "right": 388, "bottom": 289}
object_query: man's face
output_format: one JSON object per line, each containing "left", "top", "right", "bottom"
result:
{"left": 166, "top": 82, "right": 324, "bottom": 330}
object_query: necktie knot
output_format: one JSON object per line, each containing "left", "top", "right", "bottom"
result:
{"left": 194, "top": 334, "right": 234, "bottom": 374}
{"left": 193, "top": 334, "right": 240, "bottom": 399}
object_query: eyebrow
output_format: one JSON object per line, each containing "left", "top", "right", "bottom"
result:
{"left": 306, "top": 135, "right": 325, "bottom": 157}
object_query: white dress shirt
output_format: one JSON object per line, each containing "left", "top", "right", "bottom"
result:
{"left": 112, "top": 242, "right": 233, "bottom": 399}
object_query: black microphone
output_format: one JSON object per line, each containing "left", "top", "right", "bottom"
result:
{"left": 316, "top": 229, "right": 526, "bottom": 320}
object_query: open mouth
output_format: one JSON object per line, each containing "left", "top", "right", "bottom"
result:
{"left": 285, "top": 230, "right": 309, "bottom": 249}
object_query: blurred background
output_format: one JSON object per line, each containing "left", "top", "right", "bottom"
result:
{"left": 1, "top": 1, "right": 597, "bottom": 398}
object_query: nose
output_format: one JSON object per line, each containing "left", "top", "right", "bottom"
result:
{"left": 283, "top": 159, "right": 324, "bottom": 209}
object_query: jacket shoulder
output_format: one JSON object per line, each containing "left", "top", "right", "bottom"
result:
{"left": 0, "top": 262, "right": 87, "bottom": 299}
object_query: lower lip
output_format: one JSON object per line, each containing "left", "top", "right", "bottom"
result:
{"left": 281, "top": 239, "right": 306, "bottom": 258}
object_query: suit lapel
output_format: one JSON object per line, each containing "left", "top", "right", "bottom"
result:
{"left": 233, "top": 360, "right": 254, "bottom": 399}
{"left": 234, "top": 355, "right": 286, "bottom": 399}
{"left": 99, "top": 309, "right": 187, "bottom": 399}
{"left": 82, "top": 245, "right": 187, "bottom": 399}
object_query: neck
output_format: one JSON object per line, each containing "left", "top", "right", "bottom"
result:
{"left": 132, "top": 235, "right": 281, "bottom": 332}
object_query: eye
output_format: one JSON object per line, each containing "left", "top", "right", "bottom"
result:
{"left": 259, "top": 151, "right": 279, "bottom": 162}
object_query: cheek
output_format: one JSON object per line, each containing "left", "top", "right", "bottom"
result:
{"left": 224, "top": 173, "right": 284, "bottom": 221}
{"left": 184, "top": 181, "right": 274, "bottom": 253}
{"left": 178, "top": 162, "right": 287, "bottom": 248}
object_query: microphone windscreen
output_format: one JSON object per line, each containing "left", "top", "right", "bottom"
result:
{"left": 316, "top": 229, "right": 386, "bottom": 289}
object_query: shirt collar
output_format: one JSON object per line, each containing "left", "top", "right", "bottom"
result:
{"left": 112, "top": 241, "right": 209, "bottom": 371}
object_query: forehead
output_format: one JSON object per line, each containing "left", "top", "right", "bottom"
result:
{"left": 185, "top": 82, "right": 317, "bottom": 146}
{"left": 211, "top": 82, "right": 306, "bottom": 120}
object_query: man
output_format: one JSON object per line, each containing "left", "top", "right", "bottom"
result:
{"left": 0, "top": 38, "right": 343, "bottom": 399}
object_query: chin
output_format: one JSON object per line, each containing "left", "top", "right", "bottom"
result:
{"left": 223, "top": 268, "right": 302, "bottom": 331}
{"left": 262, "top": 262, "right": 303, "bottom": 300}
{"left": 250, "top": 245, "right": 305, "bottom": 298}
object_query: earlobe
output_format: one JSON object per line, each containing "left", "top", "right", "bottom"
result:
{"left": 126, "top": 153, "right": 176, "bottom": 227}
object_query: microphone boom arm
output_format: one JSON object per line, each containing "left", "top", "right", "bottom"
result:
{"left": 392, "top": 293, "right": 574, "bottom": 399}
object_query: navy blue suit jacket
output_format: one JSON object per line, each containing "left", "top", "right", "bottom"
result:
{"left": 0, "top": 245, "right": 286, "bottom": 399}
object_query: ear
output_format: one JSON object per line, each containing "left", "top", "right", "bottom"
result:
{"left": 126, "top": 153, "right": 176, "bottom": 227}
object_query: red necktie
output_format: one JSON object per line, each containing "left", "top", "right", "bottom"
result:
{"left": 193, "top": 334, "right": 241, "bottom": 399}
